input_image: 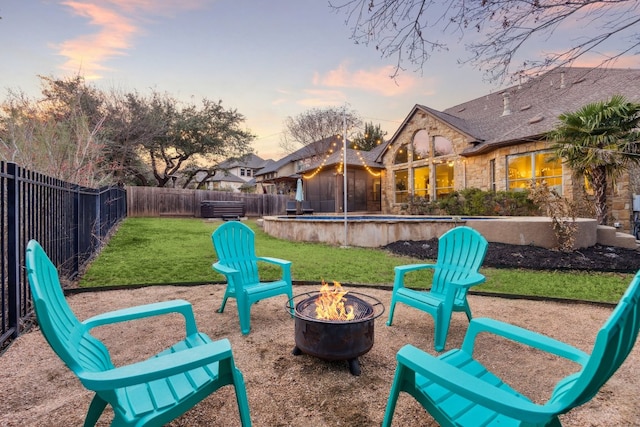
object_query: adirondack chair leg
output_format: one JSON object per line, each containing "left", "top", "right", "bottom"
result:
{"left": 237, "top": 293, "right": 252, "bottom": 334}
{"left": 232, "top": 368, "right": 252, "bottom": 426}
{"left": 386, "top": 298, "right": 397, "bottom": 326}
{"left": 464, "top": 304, "right": 473, "bottom": 321}
{"left": 84, "top": 396, "right": 107, "bottom": 427}
{"left": 382, "top": 362, "right": 407, "bottom": 427}
{"left": 433, "top": 310, "right": 448, "bottom": 352}
{"left": 239, "top": 313, "right": 251, "bottom": 335}
{"left": 218, "top": 285, "right": 235, "bottom": 313}
{"left": 217, "top": 295, "right": 229, "bottom": 313}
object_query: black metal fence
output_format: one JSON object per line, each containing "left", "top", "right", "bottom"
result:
{"left": 0, "top": 162, "right": 127, "bottom": 351}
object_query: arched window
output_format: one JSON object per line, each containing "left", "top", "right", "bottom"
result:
{"left": 413, "top": 130, "right": 430, "bottom": 160}
{"left": 433, "top": 136, "right": 453, "bottom": 156}
{"left": 394, "top": 143, "right": 409, "bottom": 164}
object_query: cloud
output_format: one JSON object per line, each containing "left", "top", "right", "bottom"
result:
{"left": 56, "top": 0, "right": 209, "bottom": 79}
{"left": 571, "top": 52, "right": 640, "bottom": 69}
{"left": 56, "top": 2, "right": 138, "bottom": 78}
{"left": 314, "top": 62, "right": 418, "bottom": 96}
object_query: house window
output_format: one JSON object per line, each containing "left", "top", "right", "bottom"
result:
{"left": 435, "top": 162, "right": 454, "bottom": 197}
{"left": 394, "top": 144, "right": 409, "bottom": 164}
{"left": 246, "top": 169, "right": 252, "bottom": 177}
{"left": 240, "top": 168, "right": 245, "bottom": 176}
{"left": 507, "top": 151, "right": 562, "bottom": 192}
{"left": 433, "top": 136, "right": 454, "bottom": 156}
{"left": 413, "top": 166, "right": 430, "bottom": 198}
{"left": 392, "top": 132, "right": 456, "bottom": 203}
{"left": 413, "top": 130, "right": 430, "bottom": 160}
{"left": 394, "top": 170, "right": 409, "bottom": 203}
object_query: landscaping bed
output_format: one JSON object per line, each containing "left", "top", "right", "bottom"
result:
{"left": 384, "top": 240, "right": 640, "bottom": 273}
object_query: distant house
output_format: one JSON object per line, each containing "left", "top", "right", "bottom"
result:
{"left": 254, "top": 137, "right": 340, "bottom": 198}
{"left": 377, "top": 67, "right": 640, "bottom": 232}
{"left": 207, "top": 153, "right": 270, "bottom": 192}
{"left": 254, "top": 136, "right": 385, "bottom": 213}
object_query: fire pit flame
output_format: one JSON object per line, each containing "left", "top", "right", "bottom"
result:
{"left": 315, "top": 280, "right": 355, "bottom": 321}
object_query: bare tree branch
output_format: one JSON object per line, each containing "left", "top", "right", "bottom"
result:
{"left": 280, "top": 106, "right": 362, "bottom": 155}
{"left": 330, "top": 0, "right": 640, "bottom": 82}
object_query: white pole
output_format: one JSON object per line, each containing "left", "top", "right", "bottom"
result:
{"left": 343, "top": 105, "right": 348, "bottom": 247}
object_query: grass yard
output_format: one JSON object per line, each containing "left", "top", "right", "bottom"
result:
{"left": 79, "top": 217, "right": 634, "bottom": 303}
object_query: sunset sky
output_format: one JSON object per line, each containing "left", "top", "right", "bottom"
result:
{"left": 2, "top": 1, "right": 639, "bottom": 160}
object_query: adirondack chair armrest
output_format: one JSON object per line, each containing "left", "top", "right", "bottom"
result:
{"left": 392, "top": 263, "right": 436, "bottom": 291}
{"left": 396, "top": 344, "right": 562, "bottom": 424}
{"left": 257, "top": 256, "right": 292, "bottom": 268}
{"left": 461, "top": 318, "right": 590, "bottom": 365}
{"left": 83, "top": 299, "right": 199, "bottom": 336}
{"left": 212, "top": 261, "right": 240, "bottom": 277}
{"left": 394, "top": 263, "right": 436, "bottom": 275}
{"left": 257, "top": 257, "right": 292, "bottom": 282}
{"left": 78, "top": 338, "right": 234, "bottom": 391}
{"left": 448, "top": 272, "right": 486, "bottom": 288}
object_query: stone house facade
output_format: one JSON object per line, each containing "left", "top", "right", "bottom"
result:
{"left": 376, "top": 67, "right": 640, "bottom": 233}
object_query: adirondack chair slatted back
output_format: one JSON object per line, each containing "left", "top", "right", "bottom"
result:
{"left": 431, "top": 227, "right": 488, "bottom": 298}
{"left": 213, "top": 222, "right": 260, "bottom": 285}
{"left": 552, "top": 272, "right": 640, "bottom": 410}
{"left": 26, "top": 240, "right": 112, "bottom": 374}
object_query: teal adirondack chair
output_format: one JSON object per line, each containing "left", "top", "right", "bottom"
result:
{"left": 386, "top": 226, "right": 488, "bottom": 351}
{"left": 383, "top": 270, "right": 640, "bottom": 427}
{"left": 25, "top": 240, "right": 252, "bottom": 427}
{"left": 212, "top": 221, "right": 294, "bottom": 335}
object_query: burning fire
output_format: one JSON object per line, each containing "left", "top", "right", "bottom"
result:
{"left": 315, "top": 280, "right": 354, "bottom": 321}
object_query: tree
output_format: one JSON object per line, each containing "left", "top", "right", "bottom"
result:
{"left": 330, "top": 0, "right": 640, "bottom": 82}
{"left": 548, "top": 95, "right": 640, "bottom": 225}
{"left": 0, "top": 75, "right": 110, "bottom": 187}
{"left": 0, "top": 76, "right": 255, "bottom": 189}
{"left": 280, "top": 106, "right": 361, "bottom": 155}
{"left": 141, "top": 93, "right": 255, "bottom": 188}
{"left": 101, "top": 90, "right": 158, "bottom": 186}
{"left": 351, "top": 121, "right": 386, "bottom": 151}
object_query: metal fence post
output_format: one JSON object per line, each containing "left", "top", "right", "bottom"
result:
{"left": 6, "top": 163, "right": 20, "bottom": 340}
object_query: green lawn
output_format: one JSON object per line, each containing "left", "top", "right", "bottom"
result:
{"left": 79, "top": 217, "right": 635, "bottom": 304}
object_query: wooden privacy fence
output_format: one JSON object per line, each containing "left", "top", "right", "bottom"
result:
{"left": 126, "top": 186, "right": 291, "bottom": 218}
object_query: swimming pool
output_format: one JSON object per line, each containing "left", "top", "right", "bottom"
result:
{"left": 260, "top": 214, "right": 598, "bottom": 249}
{"left": 278, "top": 215, "right": 484, "bottom": 222}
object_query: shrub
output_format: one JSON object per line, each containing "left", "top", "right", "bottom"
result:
{"left": 528, "top": 181, "right": 578, "bottom": 252}
{"left": 404, "top": 188, "right": 539, "bottom": 216}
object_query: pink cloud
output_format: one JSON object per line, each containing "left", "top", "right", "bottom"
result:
{"left": 57, "top": 0, "right": 209, "bottom": 79}
{"left": 57, "top": 2, "right": 138, "bottom": 77}
{"left": 571, "top": 52, "right": 640, "bottom": 69}
{"left": 315, "top": 62, "right": 418, "bottom": 96}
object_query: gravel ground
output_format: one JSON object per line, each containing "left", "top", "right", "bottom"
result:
{"left": 1, "top": 283, "right": 638, "bottom": 426}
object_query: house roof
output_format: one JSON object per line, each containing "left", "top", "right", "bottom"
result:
{"left": 254, "top": 136, "right": 343, "bottom": 177}
{"left": 209, "top": 171, "right": 246, "bottom": 184}
{"left": 296, "top": 139, "right": 386, "bottom": 174}
{"left": 382, "top": 67, "right": 640, "bottom": 158}
{"left": 218, "top": 153, "right": 270, "bottom": 169}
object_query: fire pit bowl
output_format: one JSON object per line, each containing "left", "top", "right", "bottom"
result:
{"left": 286, "top": 290, "right": 385, "bottom": 376}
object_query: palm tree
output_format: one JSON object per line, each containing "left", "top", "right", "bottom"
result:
{"left": 548, "top": 95, "right": 640, "bottom": 225}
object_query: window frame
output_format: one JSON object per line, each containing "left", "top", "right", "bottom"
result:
{"left": 506, "top": 150, "right": 562, "bottom": 193}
